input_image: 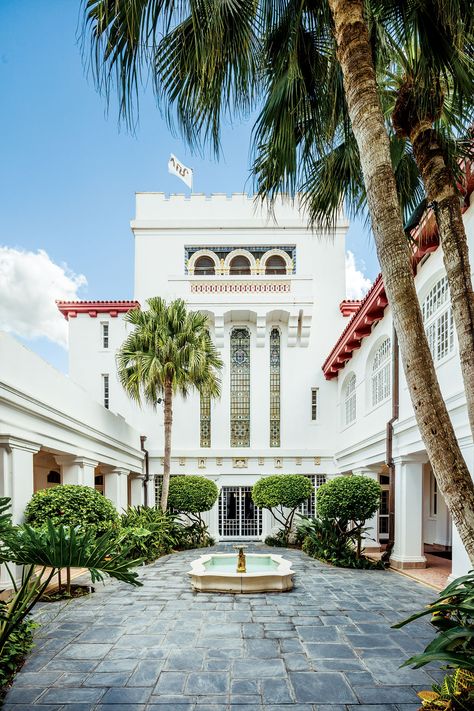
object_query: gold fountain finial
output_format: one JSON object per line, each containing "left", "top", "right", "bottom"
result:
{"left": 233, "top": 545, "right": 248, "bottom": 573}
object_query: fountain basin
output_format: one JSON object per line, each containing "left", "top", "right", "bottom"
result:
{"left": 188, "top": 553, "right": 294, "bottom": 593}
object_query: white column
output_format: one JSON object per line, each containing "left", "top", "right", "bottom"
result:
{"left": 0, "top": 437, "right": 40, "bottom": 589}
{"left": 104, "top": 468, "right": 129, "bottom": 512}
{"left": 56, "top": 455, "right": 98, "bottom": 487}
{"left": 0, "top": 437, "right": 40, "bottom": 523}
{"left": 130, "top": 475, "right": 145, "bottom": 507}
{"left": 145, "top": 475, "right": 157, "bottom": 507}
{"left": 450, "top": 444, "right": 474, "bottom": 580}
{"left": 390, "top": 456, "right": 427, "bottom": 569}
{"left": 352, "top": 468, "right": 380, "bottom": 551}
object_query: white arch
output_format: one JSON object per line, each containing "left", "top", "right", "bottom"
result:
{"left": 260, "top": 248, "right": 293, "bottom": 274}
{"left": 223, "top": 249, "right": 257, "bottom": 274}
{"left": 187, "top": 249, "right": 219, "bottom": 275}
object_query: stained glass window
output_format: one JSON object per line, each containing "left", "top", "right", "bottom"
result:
{"left": 200, "top": 393, "right": 211, "bottom": 447}
{"left": 270, "top": 328, "right": 281, "bottom": 447}
{"left": 230, "top": 328, "right": 250, "bottom": 446}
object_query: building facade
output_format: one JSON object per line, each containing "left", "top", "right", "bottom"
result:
{"left": 58, "top": 194, "right": 349, "bottom": 542}
{"left": 2, "top": 190, "right": 473, "bottom": 585}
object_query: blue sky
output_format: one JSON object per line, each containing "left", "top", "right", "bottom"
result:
{"left": 0, "top": 0, "right": 380, "bottom": 372}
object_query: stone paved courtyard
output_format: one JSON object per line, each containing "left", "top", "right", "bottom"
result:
{"left": 4, "top": 545, "right": 442, "bottom": 710}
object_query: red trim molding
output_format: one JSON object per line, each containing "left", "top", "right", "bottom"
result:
{"left": 339, "top": 300, "right": 362, "bottom": 317}
{"left": 56, "top": 300, "right": 140, "bottom": 320}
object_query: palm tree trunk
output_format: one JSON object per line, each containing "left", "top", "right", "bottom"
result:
{"left": 410, "top": 124, "right": 474, "bottom": 440}
{"left": 160, "top": 380, "right": 173, "bottom": 512}
{"left": 328, "top": 0, "right": 474, "bottom": 563}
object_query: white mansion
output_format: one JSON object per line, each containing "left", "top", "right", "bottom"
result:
{"left": 1, "top": 190, "right": 473, "bottom": 587}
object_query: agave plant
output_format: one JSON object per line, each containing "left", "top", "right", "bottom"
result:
{"left": 0, "top": 497, "right": 143, "bottom": 659}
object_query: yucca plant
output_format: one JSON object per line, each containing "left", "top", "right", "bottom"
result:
{"left": 0, "top": 497, "right": 142, "bottom": 660}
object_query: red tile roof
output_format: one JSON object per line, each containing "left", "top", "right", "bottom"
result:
{"left": 56, "top": 300, "right": 140, "bottom": 320}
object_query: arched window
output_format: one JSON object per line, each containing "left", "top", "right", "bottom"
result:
{"left": 229, "top": 255, "right": 251, "bottom": 275}
{"left": 265, "top": 255, "right": 286, "bottom": 275}
{"left": 230, "top": 328, "right": 250, "bottom": 446}
{"left": 371, "top": 338, "right": 391, "bottom": 406}
{"left": 269, "top": 328, "right": 281, "bottom": 446}
{"left": 343, "top": 373, "right": 356, "bottom": 425}
{"left": 194, "top": 255, "right": 215, "bottom": 275}
{"left": 422, "top": 276, "right": 454, "bottom": 362}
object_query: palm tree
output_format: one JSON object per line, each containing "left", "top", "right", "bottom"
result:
{"left": 117, "top": 297, "right": 222, "bottom": 511}
{"left": 82, "top": 0, "right": 474, "bottom": 561}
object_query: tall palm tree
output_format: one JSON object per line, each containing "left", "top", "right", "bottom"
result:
{"left": 117, "top": 297, "right": 223, "bottom": 511}
{"left": 82, "top": 0, "right": 474, "bottom": 562}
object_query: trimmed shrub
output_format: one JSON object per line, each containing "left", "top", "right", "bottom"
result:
{"left": 316, "top": 475, "right": 381, "bottom": 556}
{"left": 168, "top": 476, "right": 218, "bottom": 522}
{"left": 298, "top": 516, "right": 384, "bottom": 570}
{"left": 25, "top": 485, "right": 119, "bottom": 536}
{"left": 252, "top": 475, "right": 314, "bottom": 544}
{"left": 168, "top": 476, "right": 218, "bottom": 546}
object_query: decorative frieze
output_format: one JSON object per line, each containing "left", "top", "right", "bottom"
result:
{"left": 191, "top": 282, "right": 290, "bottom": 294}
{"left": 233, "top": 458, "right": 248, "bottom": 468}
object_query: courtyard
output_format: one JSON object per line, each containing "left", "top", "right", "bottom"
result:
{"left": 4, "top": 545, "right": 441, "bottom": 710}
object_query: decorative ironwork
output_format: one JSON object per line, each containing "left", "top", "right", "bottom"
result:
{"left": 200, "top": 393, "right": 211, "bottom": 447}
{"left": 230, "top": 328, "right": 250, "bottom": 447}
{"left": 185, "top": 245, "right": 296, "bottom": 274}
{"left": 219, "top": 486, "right": 262, "bottom": 538}
{"left": 270, "top": 328, "right": 281, "bottom": 447}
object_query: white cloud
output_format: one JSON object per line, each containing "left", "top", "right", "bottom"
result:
{"left": 0, "top": 247, "right": 87, "bottom": 347}
{"left": 345, "top": 250, "right": 372, "bottom": 300}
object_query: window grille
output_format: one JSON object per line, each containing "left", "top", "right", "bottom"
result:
{"left": 311, "top": 388, "right": 318, "bottom": 421}
{"left": 230, "top": 328, "right": 251, "bottom": 446}
{"left": 200, "top": 393, "right": 211, "bottom": 447}
{"left": 102, "top": 322, "right": 109, "bottom": 349}
{"left": 102, "top": 374, "right": 109, "bottom": 409}
{"left": 299, "top": 474, "right": 327, "bottom": 518}
{"left": 270, "top": 328, "right": 281, "bottom": 447}
{"left": 430, "top": 471, "right": 438, "bottom": 517}
{"left": 371, "top": 339, "right": 391, "bottom": 406}
{"left": 343, "top": 374, "right": 357, "bottom": 425}
{"left": 422, "top": 277, "right": 454, "bottom": 362}
{"left": 218, "top": 486, "right": 262, "bottom": 538}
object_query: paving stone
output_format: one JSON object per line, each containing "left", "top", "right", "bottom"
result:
{"left": 152, "top": 671, "right": 187, "bottom": 694}
{"left": 165, "top": 649, "right": 204, "bottom": 671}
{"left": 231, "top": 679, "right": 259, "bottom": 695}
{"left": 94, "top": 658, "right": 139, "bottom": 673}
{"left": 245, "top": 638, "right": 280, "bottom": 657}
{"left": 185, "top": 672, "right": 230, "bottom": 695}
{"left": 12, "top": 672, "right": 62, "bottom": 686}
{"left": 3, "top": 687, "right": 46, "bottom": 704}
{"left": 296, "top": 626, "right": 341, "bottom": 642}
{"left": 283, "top": 653, "right": 312, "bottom": 671}
{"left": 233, "top": 657, "right": 286, "bottom": 678}
{"left": 355, "top": 686, "right": 421, "bottom": 703}
{"left": 55, "top": 643, "right": 113, "bottom": 659}
{"left": 289, "top": 671, "right": 358, "bottom": 703}
{"left": 305, "top": 642, "right": 358, "bottom": 659}
{"left": 261, "top": 677, "right": 293, "bottom": 703}
{"left": 99, "top": 687, "right": 152, "bottom": 704}
{"left": 85, "top": 671, "right": 132, "bottom": 686}
{"left": 38, "top": 687, "right": 106, "bottom": 704}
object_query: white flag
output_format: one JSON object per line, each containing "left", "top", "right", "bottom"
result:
{"left": 168, "top": 153, "right": 193, "bottom": 189}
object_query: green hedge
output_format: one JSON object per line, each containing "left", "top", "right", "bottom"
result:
{"left": 316, "top": 475, "right": 381, "bottom": 523}
{"left": 168, "top": 476, "right": 218, "bottom": 515}
{"left": 25, "top": 485, "right": 119, "bottom": 536}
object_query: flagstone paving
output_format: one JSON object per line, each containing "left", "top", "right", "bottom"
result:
{"left": 4, "top": 545, "right": 442, "bottom": 710}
